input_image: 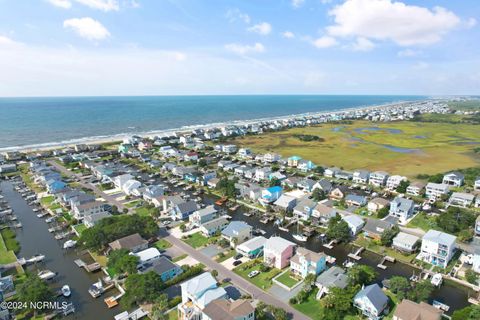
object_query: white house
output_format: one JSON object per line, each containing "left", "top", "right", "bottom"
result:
{"left": 448, "top": 192, "right": 475, "bottom": 208}
{"left": 392, "top": 232, "right": 419, "bottom": 253}
{"left": 237, "top": 148, "right": 252, "bottom": 158}
{"left": 353, "top": 284, "right": 389, "bottom": 320}
{"left": 420, "top": 230, "right": 456, "bottom": 268}
{"left": 290, "top": 247, "right": 327, "bottom": 279}
{"left": 122, "top": 179, "right": 142, "bottom": 196}
{"left": 132, "top": 247, "right": 161, "bottom": 266}
{"left": 473, "top": 248, "right": 480, "bottom": 273}
{"left": 342, "top": 215, "right": 365, "bottom": 235}
{"left": 369, "top": 171, "right": 389, "bottom": 187}
{"left": 72, "top": 201, "right": 109, "bottom": 220}
{"left": 442, "top": 172, "right": 464, "bottom": 187}
{"left": 273, "top": 194, "right": 297, "bottom": 212}
{"left": 406, "top": 181, "right": 425, "bottom": 196}
{"left": 353, "top": 170, "right": 370, "bottom": 184}
{"left": 389, "top": 196, "right": 415, "bottom": 223}
{"left": 386, "top": 175, "right": 407, "bottom": 190}
{"left": 113, "top": 173, "right": 134, "bottom": 189}
{"left": 293, "top": 198, "right": 317, "bottom": 221}
{"left": 425, "top": 183, "right": 450, "bottom": 199}
{"left": 255, "top": 167, "right": 272, "bottom": 181}
{"left": 189, "top": 205, "right": 217, "bottom": 227}
{"left": 199, "top": 216, "right": 229, "bottom": 237}
{"left": 475, "top": 177, "right": 480, "bottom": 191}
{"left": 263, "top": 153, "right": 281, "bottom": 163}
{"left": 221, "top": 221, "right": 252, "bottom": 247}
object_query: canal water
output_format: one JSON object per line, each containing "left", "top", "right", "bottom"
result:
{"left": 0, "top": 181, "right": 118, "bottom": 320}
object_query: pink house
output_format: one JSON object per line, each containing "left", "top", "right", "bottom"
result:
{"left": 263, "top": 236, "right": 297, "bottom": 269}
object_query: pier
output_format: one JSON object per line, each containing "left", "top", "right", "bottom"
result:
{"left": 377, "top": 256, "right": 395, "bottom": 269}
{"left": 323, "top": 239, "right": 337, "bottom": 249}
{"left": 347, "top": 247, "right": 364, "bottom": 260}
{"left": 74, "top": 259, "right": 102, "bottom": 272}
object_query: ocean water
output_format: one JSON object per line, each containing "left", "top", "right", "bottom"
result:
{"left": 0, "top": 95, "right": 424, "bottom": 150}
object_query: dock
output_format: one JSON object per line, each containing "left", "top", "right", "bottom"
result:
{"left": 323, "top": 239, "right": 337, "bottom": 249}
{"left": 377, "top": 256, "right": 395, "bottom": 269}
{"left": 74, "top": 259, "right": 101, "bottom": 272}
{"left": 114, "top": 307, "right": 148, "bottom": 320}
{"left": 347, "top": 247, "right": 364, "bottom": 261}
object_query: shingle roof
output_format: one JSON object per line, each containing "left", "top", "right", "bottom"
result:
{"left": 202, "top": 299, "right": 254, "bottom": 320}
{"left": 355, "top": 283, "right": 388, "bottom": 312}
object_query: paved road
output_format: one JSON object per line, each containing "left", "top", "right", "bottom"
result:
{"left": 48, "top": 160, "right": 129, "bottom": 212}
{"left": 161, "top": 229, "right": 310, "bottom": 320}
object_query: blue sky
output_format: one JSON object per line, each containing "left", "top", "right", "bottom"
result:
{"left": 0, "top": 0, "right": 479, "bottom": 96}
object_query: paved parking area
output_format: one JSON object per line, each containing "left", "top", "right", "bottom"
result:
{"left": 268, "top": 283, "right": 303, "bottom": 303}
{"left": 200, "top": 245, "right": 224, "bottom": 258}
{"left": 221, "top": 256, "right": 250, "bottom": 270}
{"left": 175, "top": 255, "right": 199, "bottom": 267}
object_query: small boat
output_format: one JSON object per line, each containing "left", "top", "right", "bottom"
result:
{"left": 63, "top": 240, "right": 77, "bottom": 249}
{"left": 25, "top": 254, "right": 45, "bottom": 264}
{"left": 62, "top": 285, "right": 71, "bottom": 297}
{"left": 431, "top": 273, "right": 443, "bottom": 287}
{"left": 45, "top": 216, "right": 56, "bottom": 223}
{"left": 37, "top": 212, "right": 48, "bottom": 218}
{"left": 432, "top": 300, "right": 450, "bottom": 311}
{"left": 38, "top": 270, "right": 57, "bottom": 281}
{"left": 88, "top": 280, "right": 105, "bottom": 298}
{"left": 293, "top": 234, "right": 308, "bottom": 242}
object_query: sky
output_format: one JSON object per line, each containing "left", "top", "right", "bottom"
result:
{"left": 0, "top": 0, "right": 479, "bottom": 97}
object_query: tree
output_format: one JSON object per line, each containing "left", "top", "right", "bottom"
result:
{"left": 198, "top": 159, "right": 207, "bottom": 167}
{"left": 347, "top": 264, "right": 377, "bottom": 286}
{"left": 122, "top": 272, "right": 165, "bottom": 308}
{"left": 322, "top": 285, "right": 359, "bottom": 320}
{"left": 380, "top": 225, "right": 399, "bottom": 246}
{"left": 107, "top": 248, "right": 139, "bottom": 274}
{"left": 151, "top": 294, "right": 169, "bottom": 320}
{"left": 255, "top": 301, "right": 267, "bottom": 319}
{"left": 427, "top": 173, "right": 443, "bottom": 183}
{"left": 326, "top": 214, "right": 351, "bottom": 242}
{"left": 407, "top": 280, "right": 433, "bottom": 302}
{"left": 458, "top": 229, "right": 474, "bottom": 243}
{"left": 180, "top": 224, "right": 187, "bottom": 232}
{"left": 452, "top": 305, "right": 480, "bottom": 320}
{"left": 388, "top": 276, "right": 410, "bottom": 300}
{"left": 465, "top": 269, "right": 478, "bottom": 284}
{"left": 216, "top": 178, "right": 237, "bottom": 199}
{"left": 312, "top": 188, "right": 326, "bottom": 201}
{"left": 436, "top": 206, "right": 475, "bottom": 234}
{"left": 17, "top": 274, "right": 53, "bottom": 316}
{"left": 377, "top": 206, "right": 390, "bottom": 219}
{"left": 314, "top": 166, "right": 325, "bottom": 175}
{"left": 211, "top": 270, "right": 218, "bottom": 278}
{"left": 396, "top": 180, "right": 410, "bottom": 193}
{"left": 269, "top": 178, "right": 281, "bottom": 187}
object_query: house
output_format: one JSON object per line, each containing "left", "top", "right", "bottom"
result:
{"left": 476, "top": 196, "right": 480, "bottom": 208}
{"left": 287, "top": 155, "right": 302, "bottom": 167}
{"left": 189, "top": 205, "right": 217, "bottom": 227}
{"left": 369, "top": 171, "right": 389, "bottom": 187}
{"left": 353, "top": 283, "right": 389, "bottom": 320}
{"left": 274, "top": 194, "right": 297, "bottom": 212}
{"left": 222, "top": 144, "right": 237, "bottom": 154}
{"left": 283, "top": 177, "right": 301, "bottom": 189}
{"left": 109, "top": 233, "right": 148, "bottom": 253}
{"left": 406, "top": 181, "right": 425, "bottom": 196}
{"left": 235, "top": 165, "right": 253, "bottom": 177}
{"left": 269, "top": 171, "right": 287, "bottom": 182}
{"left": 363, "top": 219, "right": 394, "bottom": 240}
{"left": 264, "top": 236, "right": 297, "bottom": 269}
{"left": 237, "top": 148, "right": 252, "bottom": 158}
{"left": 324, "top": 167, "right": 340, "bottom": 178}
{"left": 367, "top": 198, "right": 389, "bottom": 213}
{"left": 297, "top": 178, "right": 316, "bottom": 192}
{"left": 342, "top": 215, "right": 365, "bottom": 235}
{"left": 83, "top": 211, "right": 111, "bottom": 228}
{"left": 202, "top": 299, "right": 255, "bottom": 320}
{"left": 329, "top": 186, "right": 348, "bottom": 200}
{"left": 386, "top": 175, "right": 407, "bottom": 190}
{"left": 298, "top": 160, "right": 316, "bottom": 172}
{"left": 46, "top": 180, "right": 67, "bottom": 194}
{"left": 143, "top": 185, "right": 164, "bottom": 202}
{"left": 255, "top": 167, "right": 272, "bottom": 181}
{"left": 72, "top": 201, "right": 109, "bottom": 220}
{"left": 293, "top": 198, "right": 317, "bottom": 221}
{"left": 312, "top": 203, "right": 337, "bottom": 225}
{"left": 442, "top": 172, "right": 464, "bottom": 187}
{"left": 236, "top": 236, "right": 267, "bottom": 258}
{"left": 336, "top": 171, "right": 353, "bottom": 180}
{"left": 199, "top": 216, "right": 229, "bottom": 237}
{"left": 345, "top": 194, "right": 367, "bottom": 207}
{"left": 259, "top": 186, "right": 282, "bottom": 205}
{"left": 420, "top": 230, "right": 456, "bottom": 268}
{"left": 122, "top": 179, "right": 141, "bottom": 196}
{"left": 448, "top": 192, "right": 475, "bottom": 208}
{"left": 315, "top": 266, "right": 348, "bottom": 298}
{"left": 263, "top": 153, "right": 280, "bottom": 163}
{"left": 184, "top": 151, "right": 199, "bottom": 162}
{"left": 133, "top": 247, "right": 161, "bottom": 266}
{"left": 353, "top": 170, "right": 370, "bottom": 184}
{"left": 475, "top": 177, "right": 480, "bottom": 191}
{"left": 312, "top": 179, "right": 332, "bottom": 193}
{"left": 221, "top": 221, "right": 252, "bottom": 247}
{"left": 425, "top": 183, "right": 450, "bottom": 199}
{"left": 238, "top": 183, "right": 262, "bottom": 201}
{"left": 0, "top": 164, "right": 16, "bottom": 173}
{"left": 393, "top": 299, "right": 443, "bottom": 320}
{"left": 178, "top": 272, "right": 228, "bottom": 320}
{"left": 389, "top": 196, "right": 415, "bottom": 222}
{"left": 113, "top": 174, "right": 134, "bottom": 189}
{"left": 207, "top": 178, "right": 220, "bottom": 189}
{"left": 171, "top": 200, "right": 198, "bottom": 220}
{"left": 290, "top": 247, "right": 327, "bottom": 278}
{"left": 392, "top": 232, "right": 419, "bottom": 253}
{"left": 198, "top": 171, "right": 217, "bottom": 186}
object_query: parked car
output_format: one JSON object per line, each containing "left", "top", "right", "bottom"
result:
{"left": 248, "top": 270, "right": 260, "bottom": 278}
{"left": 233, "top": 260, "right": 242, "bottom": 267}
{"left": 234, "top": 253, "right": 243, "bottom": 260}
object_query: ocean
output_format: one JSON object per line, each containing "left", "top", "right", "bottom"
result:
{"left": 0, "top": 95, "right": 425, "bottom": 150}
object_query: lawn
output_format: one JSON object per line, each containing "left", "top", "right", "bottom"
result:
{"left": 183, "top": 232, "right": 210, "bottom": 249}
{"left": 407, "top": 212, "right": 439, "bottom": 232}
{"left": 275, "top": 271, "right": 302, "bottom": 288}
{"left": 215, "top": 249, "right": 235, "bottom": 263}
{"left": 173, "top": 254, "right": 188, "bottom": 262}
{"left": 167, "top": 309, "right": 178, "bottom": 320}
{"left": 233, "top": 259, "right": 282, "bottom": 290}
{"left": 73, "top": 223, "right": 87, "bottom": 236}
{"left": 135, "top": 205, "right": 158, "bottom": 217}
{"left": 292, "top": 288, "right": 325, "bottom": 320}
{"left": 1, "top": 228, "right": 20, "bottom": 253}
{"left": 228, "top": 119, "right": 480, "bottom": 178}
{"left": 0, "top": 230, "right": 17, "bottom": 264}
{"left": 125, "top": 200, "right": 141, "bottom": 208}
{"left": 154, "top": 238, "right": 172, "bottom": 251}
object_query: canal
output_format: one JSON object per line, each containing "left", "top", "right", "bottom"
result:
{"left": 0, "top": 181, "right": 118, "bottom": 319}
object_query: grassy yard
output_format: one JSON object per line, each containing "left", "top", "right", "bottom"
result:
{"left": 292, "top": 288, "right": 325, "bottom": 320}
{"left": 125, "top": 200, "right": 141, "bottom": 208}
{"left": 173, "top": 254, "right": 188, "bottom": 262}
{"left": 183, "top": 232, "right": 210, "bottom": 249}
{"left": 275, "top": 271, "right": 302, "bottom": 288}
{"left": 154, "top": 238, "right": 172, "bottom": 251}
{"left": 1, "top": 228, "right": 20, "bottom": 253}
{"left": 407, "top": 212, "right": 439, "bottom": 232}
{"left": 228, "top": 119, "right": 480, "bottom": 178}
{"left": 167, "top": 309, "right": 178, "bottom": 320}
{"left": 215, "top": 249, "right": 235, "bottom": 263}
{"left": 135, "top": 205, "right": 158, "bottom": 217}
{"left": 73, "top": 223, "right": 87, "bottom": 236}
{"left": 0, "top": 230, "right": 17, "bottom": 264}
{"left": 233, "top": 259, "right": 281, "bottom": 290}
{"left": 354, "top": 235, "right": 417, "bottom": 264}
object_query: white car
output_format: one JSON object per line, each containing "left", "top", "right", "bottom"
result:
{"left": 248, "top": 270, "right": 260, "bottom": 278}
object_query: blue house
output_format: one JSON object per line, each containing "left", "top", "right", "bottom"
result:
{"left": 290, "top": 247, "right": 327, "bottom": 279}
{"left": 46, "top": 180, "right": 67, "bottom": 194}
{"left": 260, "top": 186, "right": 282, "bottom": 205}
{"left": 143, "top": 256, "right": 183, "bottom": 282}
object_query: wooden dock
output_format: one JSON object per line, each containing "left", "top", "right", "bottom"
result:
{"left": 323, "top": 239, "right": 337, "bottom": 249}
{"left": 377, "top": 256, "right": 395, "bottom": 269}
{"left": 347, "top": 247, "right": 364, "bottom": 260}
{"left": 74, "top": 259, "right": 101, "bottom": 272}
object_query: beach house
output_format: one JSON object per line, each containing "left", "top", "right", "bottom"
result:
{"left": 324, "top": 167, "right": 340, "bottom": 178}
{"left": 202, "top": 299, "right": 255, "bottom": 320}
{"left": 312, "top": 203, "right": 337, "bottom": 225}
{"left": 475, "top": 177, "right": 480, "bottom": 191}
{"left": 342, "top": 215, "right": 365, "bottom": 235}
{"left": 312, "top": 179, "right": 332, "bottom": 193}
{"left": 389, "top": 196, "right": 415, "bottom": 222}
{"left": 290, "top": 247, "right": 327, "bottom": 279}
{"left": 393, "top": 300, "right": 443, "bottom": 320}
{"left": 367, "top": 198, "right": 389, "bottom": 213}
{"left": 108, "top": 233, "right": 148, "bottom": 253}
{"left": 353, "top": 170, "right": 370, "bottom": 184}
{"left": 293, "top": 198, "right": 317, "bottom": 221}
{"left": 259, "top": 186, "right": 282, "bottom": 206}
{"left": 442, "top": 172, "right": 464, "bottom": 187}
{"left": 315, "top": 266, "right": 348, "bottom": 298}
{"left": 369, "top": 171, "right": 389, "bottom": 187}
{"left": 425, "top": 183, "right": 450, "bottom": 199}
{"left": 392, "top": 232, "right": 419, "bottom": 253}
{"left": 221, "top": 221, "right": 252, "bottom": 247}
{"left": 255, "top": 167, "right": 272, "bottom": 181}
{"left": 297, "top": 160, "right": 316, "bottom": 172}
{"left": 363, "top": 219, "right": 394, "bottom": 240}
{"left": 236, "top": 236, "right": 267, "bottom": 258}
{"left": 353, "top": 283, "right": 389, "bottom": 320}
{"left": 406, "top": 181, "right": 425, "bottom": 196}
{"left": 420, "top": 230, "right": 456, "bottom": 268}
{"left": 189, "top": 205, "right": 217, "bottom": 227}
{"left": 386, "top": 175, "right": 407, "bottom": 190}
{"left": 264, "top": 236, "right": 296, "bottom": 269}
{"left": 287, "top": 155, "right": 302, "bottom": 167}
{"left": 448, "top": 192, "right": 475, "bottom": 208}
{"left": 72, "top": 201, "right": 109, "bottom": 220}
{"left": 199, "top": 216, "right": 229, "bottom": 237}
{"left": 274, "top": 194, "right": 297, "bottom": 212}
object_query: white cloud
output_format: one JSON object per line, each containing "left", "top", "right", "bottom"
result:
{"left": 326, "top": 0, "right": 460, "bottom": 46}
{"left": 291, "top": 0, "right": 305, "bottom": 8}
{"left": 282, "top": 31, "right": 295, "bottom": 39}
{"left": 397, "top": 49, "right": 421, "bottom": 57}
{"left": 0, "top": 35, "right": 22, "bottom": 47}
{"left": 225, "top": 8, "right": 250, "bottom": 24}
{"left": 172, "top": 52, "right": 187, "bottom": 61}
{"left": 313, "top": 36, "right": 338, "bottom": 48}
{"left": 74, "top": 0, "right": 119, "bottom": 12}
{"left": 247, "top": 22, "right": 272, "bottom": 35}
{"left": 225, "top": 42, "right": 265, "bottom": 55}
{"left": 47, "top": 0, "right": 72, "bottom": 9}
{"left": 63, "top": 17, "right": 111, "bottom": 41}
{"left": 351, "top": 37, "right": 375, "bottom": 51}
{"left": 466, "top": 18, "right": 477, "bottom": 29}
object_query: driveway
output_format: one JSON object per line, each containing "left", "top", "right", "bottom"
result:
{"left": 268, "top": 283, "right": 303, "bottom": 303}
{"left": 221, "top": 256, "right": 250, "bottom": 270}
{"left": 200, "top": 245, "right": 224, "bottom": 258}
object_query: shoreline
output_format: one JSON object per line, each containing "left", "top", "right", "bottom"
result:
{"left": 1, "top": 98, "right": 425, "bottom": 153}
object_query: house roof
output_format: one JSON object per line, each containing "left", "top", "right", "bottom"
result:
{"left": 176, "top": 200, "right": 198, "bottom": 214}
{"left": 181, "top": 272, "right": 218, "bottom": 299}
{"left": 201, "top": 216, "right": 229, "bottom": 230}
{"left": 450, "top": 192, "right": 475, "bottom": 201}
{"left": 392, "top": 196, "right": 414, "bottom": 210}
{"left": 354, "top": 283, "right": 388, "bottom": 312}
{"left": 202, "top": 299, "right": 255, "bottom": 320}
{"left": 363, "top": 219, "right": 393, "bottom": 235}
{"left": 221, "top": 221, "right": 251, "bottom": 238}
{"left": 342, "top": 215, "right": 365, "bottom": 228}
{"left": 274, "top": 194, "right": 297, "bottom": 208}
{"left": 345, "top": 194, "right": 366, "bottom": 203}
{"left": 236, "top": 236, "right": 267, "bottom": 252}
{"left": 143, "top": 256, "right": 179, "bottom": 275}
{"left": 394, "top": 300, "right": 443, "bottom": 320}
{"left": 291, "top": 247, "right": 325, "bottom": 264}
{"left": 315, "top": 266, "right": 348, "bottom": 289}
{"left": 423, "top": 230, "right": 456, "bottom": 247}
{"left": 444, "top": 172, "right": 464, "bottom": 180}
{"left": 194, "top": 205, "right": 217, "bottom": 217}
{"left": 266, "top": 186, "right": 282, "bottom": 193}
{"left": 369, "top": 197, "right": 390, "bottom": 206}
{"left": 109, "top": 233, "right": 147, "bottom": 250}
{"left": 84, "top": 211, "right": 111, "bottom": 224}
{"left": 393, "top": 232, "right": 419, "bottom": 247}
{"left": 133, "top": 247, "right": 160, "bottom": 262}
{"left": 264, "top": 236, "right": 295, "bottom": 253}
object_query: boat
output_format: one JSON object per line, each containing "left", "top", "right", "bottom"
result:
{"left": 88, "top": 280, "right": 105, "bottom": 298}
{"left": 37, "top": 212, "right": 48, "bottom": 218}
{"left": 45, "top": 216, "right": 56, "bottom": 223}
{"left": 431, "top": 273, "right": 443, "bottom": 287}
{"left": 62, "top": 285, "right": 71, "bottom": 297}
{"left": 38, "top": 270, "right": 57, "bottom": 281}
{"left": 25, "top": 254, "right": 45, "bottom": 264}
{"left": 63, "top": 240, "right": 77, "bottom": 249}
{"left": 432, "top": 300, "right": 450, "bottom": 312}
{"left": 293, "top": 234, "right": 308, "bottom": 242}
